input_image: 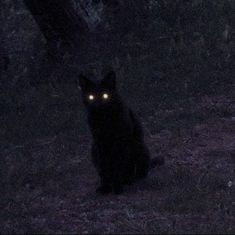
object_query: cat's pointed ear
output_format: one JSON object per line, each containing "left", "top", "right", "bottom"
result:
{"left": 78, "top": 74, "right": 93, "bottom": 91}
{"left": 102, "top": 71, "right": 116, "bottom": 89}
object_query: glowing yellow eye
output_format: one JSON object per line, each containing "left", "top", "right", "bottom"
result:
{"left": 103, "top": 93, "right": 109, "bottom": 99}
{"left": 88, "top": 94, "right": 95, "bottom": 101}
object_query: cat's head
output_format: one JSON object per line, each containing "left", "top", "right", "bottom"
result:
{"left": 78, "top": 71, "right": 119, "bottom": 110}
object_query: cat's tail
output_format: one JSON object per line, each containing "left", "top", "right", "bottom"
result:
{"left": 150, "top": 156, "right": 165, "bottom": 169}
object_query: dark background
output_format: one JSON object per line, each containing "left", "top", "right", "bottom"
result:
{"left": 1, "top": 0, "right": 234, "bottom": 140}
{"left": 0, "top": 0, "right": 235, "bottom": 233}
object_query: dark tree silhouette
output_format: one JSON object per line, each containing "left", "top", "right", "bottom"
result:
{"left": 24, "top": 0, "right": 89, "bottom": 49}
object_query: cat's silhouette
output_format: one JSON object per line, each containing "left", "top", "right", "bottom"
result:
{"left": 79, "top": 71, "right": 164, "bottom": 194}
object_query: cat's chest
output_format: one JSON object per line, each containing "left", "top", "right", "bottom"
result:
{"left": 89, "top": 115, "right": 133, "bottom": 142}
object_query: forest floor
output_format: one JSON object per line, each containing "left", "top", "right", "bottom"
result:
{"left": 1, "top": 95, "right": 235, "bottom": 234}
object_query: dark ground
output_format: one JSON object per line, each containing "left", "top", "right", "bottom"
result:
{"left": 1, "top": 0, "right": 235, "bottom": 234}
{"left": 1, "top": 95, "right": 235, "bottom": 234}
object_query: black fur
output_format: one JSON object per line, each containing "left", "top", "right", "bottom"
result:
{"left": 79, "top": 71, "right": 164, "bottom": 194}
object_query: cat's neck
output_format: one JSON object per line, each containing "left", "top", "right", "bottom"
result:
{"left": 89, "top": 99, "right": 123, "bottom": 118}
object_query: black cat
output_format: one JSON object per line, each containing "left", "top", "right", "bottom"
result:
{"left": 79, "top": 71, "right": 164, "bottom": 194}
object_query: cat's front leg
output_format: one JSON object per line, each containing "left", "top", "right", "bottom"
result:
{"left": 96, "top": 174, "right": 112, "bottom": 195}
{"left": 112, "top": 170, "right": 124, "bottom": 194}
{"left": 113, "top": 182, "right": 124, "bottom": 194}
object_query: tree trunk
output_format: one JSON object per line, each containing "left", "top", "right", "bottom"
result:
{"left": 24, "top": 0, "right": 89, "bottom": 49}
{"left": 23, "top": 0, "right": 146, "bottom": 86}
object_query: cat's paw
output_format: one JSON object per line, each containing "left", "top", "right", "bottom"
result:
{"left": 113, "top": 185, "right": 124, "bottom": 195}
{"left": 96, "top": 185, "right": 112, "bottom": 195}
